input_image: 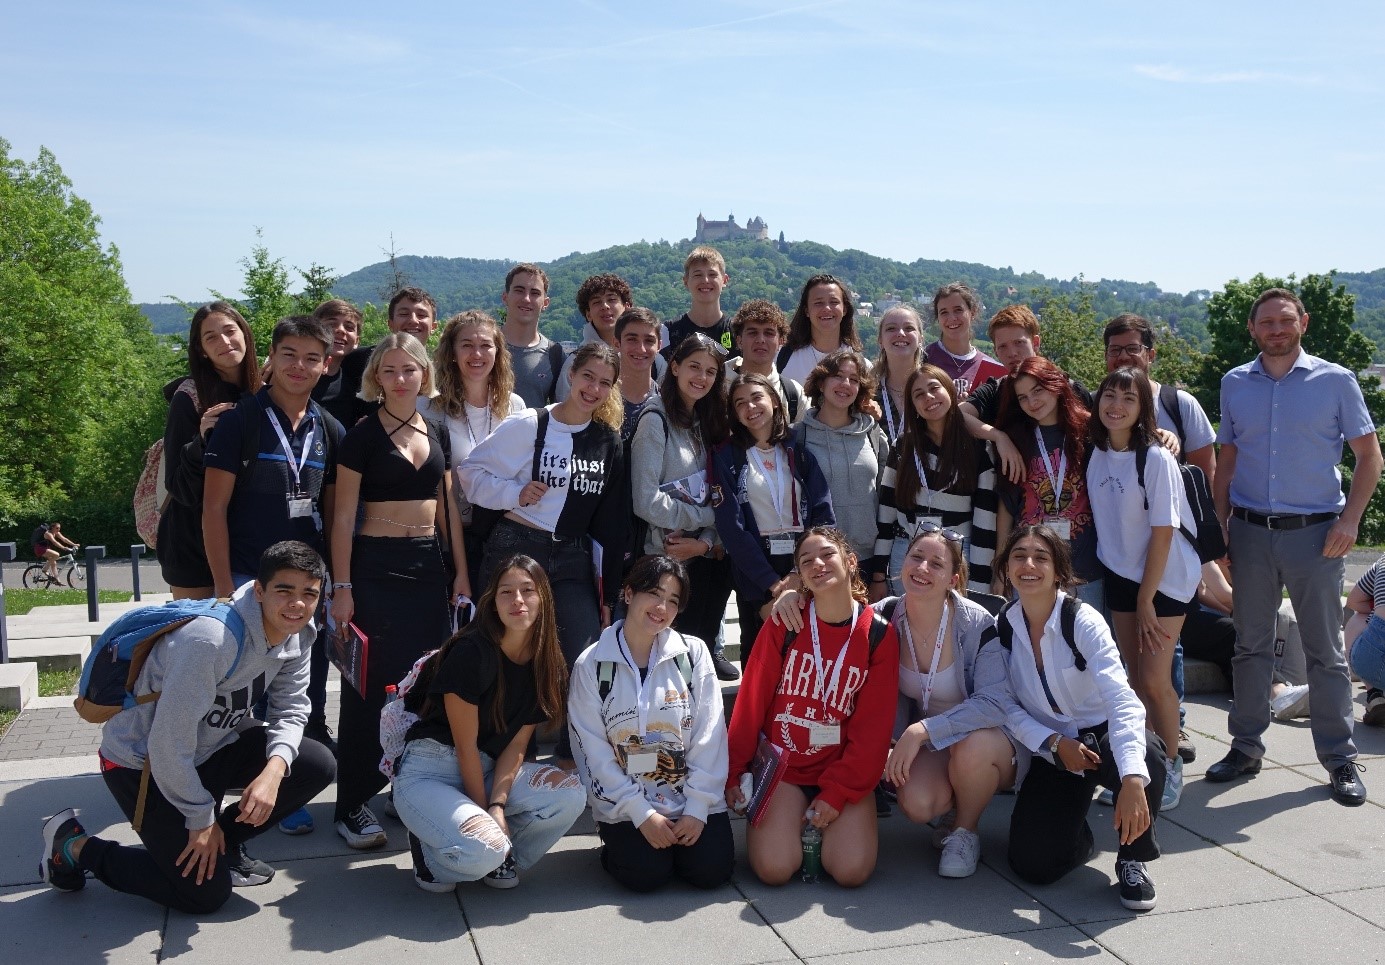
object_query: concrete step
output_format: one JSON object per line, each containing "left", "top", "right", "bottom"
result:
{"left": 5, "top": 636, "right": 92, "bottom": 671}
{"left": 0, "top": 662, "right": 38, "bottom": 711}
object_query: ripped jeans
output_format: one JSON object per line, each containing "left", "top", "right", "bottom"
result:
{"left": 393, "top": 738, "right": 586, "bottom": 883}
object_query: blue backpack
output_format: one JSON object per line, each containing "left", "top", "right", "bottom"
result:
{"left": 74, "top": 598, "right": 247, "bottom": 724}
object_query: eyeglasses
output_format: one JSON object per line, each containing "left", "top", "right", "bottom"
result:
{"left": 686, "top": 331, "right": 729, "bottom": 358}
{"left": 913, "top": 521, "right": 964, "bottom": 543}
{"left": 1105, "top": 344, "right": 1147, "bottom": 359}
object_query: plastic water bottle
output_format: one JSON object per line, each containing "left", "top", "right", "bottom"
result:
{"left": 800, "top": 809, "right": 822, "bottom": 883}
{"left": 384, "top": 685, "right": 398, "bottom": 704}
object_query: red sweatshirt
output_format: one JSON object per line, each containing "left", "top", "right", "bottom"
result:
{"left": 726, "top": 605, "right": 900, "bottom": 814}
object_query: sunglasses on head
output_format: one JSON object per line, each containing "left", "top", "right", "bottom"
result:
{"left": 915, "top": 521, "right": 964, "bottom": 543}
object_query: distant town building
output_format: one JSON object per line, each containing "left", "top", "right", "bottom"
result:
{"left": 695, "top": 213, "right": 770, "bottom": 243}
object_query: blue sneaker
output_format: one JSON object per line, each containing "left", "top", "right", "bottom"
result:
{"left": 278, "top": 806, "right": 314, "bottom": 835}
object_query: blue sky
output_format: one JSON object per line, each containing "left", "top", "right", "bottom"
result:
{"left": 5, "top": 1, "right": 1383, "bottom": 303}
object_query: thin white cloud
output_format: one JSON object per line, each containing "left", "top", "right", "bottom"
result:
{"left": 1133, "top": 64, "right": 1320, "bottom": 86}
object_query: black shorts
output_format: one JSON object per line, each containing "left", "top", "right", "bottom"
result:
{"left": 1103, "top": 569, "right": 1189, "bottom": 617}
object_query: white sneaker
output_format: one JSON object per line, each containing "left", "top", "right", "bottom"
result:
{"left": 335, "top": 805, "right": 387, "bottom": 850}
{"left": 1271, "top": 683, "right": 1311, "bottom": 721}
{"left": 1161, "top": 756, "right": 1183, "bottom": 812}
{"left": 1095, "top": 786, "right": 1114, "bottom": 806}
{"left": 937, "top": 827, "right": 981, "bottom": 878}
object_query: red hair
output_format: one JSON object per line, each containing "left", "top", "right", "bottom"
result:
{"left": 997, "top": 357, "right": 1089, "bottom": 466}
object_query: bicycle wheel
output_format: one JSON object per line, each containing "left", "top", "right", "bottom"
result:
{"left": 67, "top": 562, "right": 86, "bottom": 588}
{"left": 23, "top": 564, "right": 48, "bottom": 589}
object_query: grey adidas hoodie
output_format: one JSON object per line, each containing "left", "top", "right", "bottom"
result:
{"left": 798, "top": 409, "right": 890, "bottom": 562}
{"left": 100, "top": 582, "right": 313, "bottom": 829}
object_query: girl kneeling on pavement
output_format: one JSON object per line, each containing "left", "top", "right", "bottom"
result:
{"left": 994, "top": 525, "right": 1165, "bottom": 911}
{"left": 393, "top": 555, "right": 586, "bottom": 892}
{"left": 726, "top": 526, "right": 899, "bottom": 887}
{"left": 569, "top": 555, "right": 734, "bottom": 892}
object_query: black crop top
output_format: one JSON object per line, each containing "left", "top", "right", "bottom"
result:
{"left": 338, "top": 414, "right": 447, "bottom": 502}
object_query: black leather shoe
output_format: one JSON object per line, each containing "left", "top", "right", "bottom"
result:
{"left": 1204, "top": 748, "right": 1262, "bottom": 783}
{"left": 711, "top": 651, "right": 741, "bottom": 681}
{"left": 1329, "top": 762, "right": 1367, "bottom": 806}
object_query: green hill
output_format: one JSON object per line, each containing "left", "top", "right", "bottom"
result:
{"left": 138, "top": 240, "right": 1385, "bottom": 357}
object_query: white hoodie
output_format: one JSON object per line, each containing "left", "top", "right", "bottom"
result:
{"left": 569, "top": 623, "right": 729, "bottom": 827}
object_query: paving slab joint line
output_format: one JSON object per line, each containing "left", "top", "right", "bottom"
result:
{"left": 804, "top": 921, "right": 1099, "bottom": 962}
{"left": 452, "top": 884, "right": 482, "bottom": 962}
{"left": 729, "top": 877, "right": 807, "bottom": 960}
{"left": 1322, "top": 891, "right": 1385, "bottom": 934}
{"left": 154, "top": 905, "right": 170, "bottom": 964}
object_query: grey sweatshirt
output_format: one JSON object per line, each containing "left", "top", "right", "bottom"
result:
{"left": 629, "top": 395, "right": 717, "bottom": 554}
{"left": 100, "top": 582, "right": 313, "bottom": 829}
{"left": 798, "top": 409, "right": 889, "bottom": 561}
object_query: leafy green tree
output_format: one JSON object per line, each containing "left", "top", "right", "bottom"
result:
{"left": 294, "top": 262, "right": 336, "bottom": 314}
{"left": 0, "top": 139, "right": 173, "bottom": 542}
{"left": 1027, "top": 282, "right": 1107, "bottom": 391}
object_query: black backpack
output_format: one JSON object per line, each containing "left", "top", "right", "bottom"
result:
{"left": 782, "top": 604, "right": 894, "bottom": 659}
{"left": 986, "top": 596, "right": 1086, "bottom": 671}
{"left": 1134, "top": 443, "right": 1226, "bottom": 563}
{"left": 231, "top": 394, "right": 339, "bottom": 494}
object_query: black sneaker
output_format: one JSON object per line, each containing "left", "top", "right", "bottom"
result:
{"left": 1115, "top": 858, "right": 1157, "bottom": 911}
{"left": 874, "top": 783, "right": 893, "bottom": 818}
{"left": 335, "top": 805, "right": 387, "bottom": 849}
{"left": 40, "top": 809, "right": 87, "bottom": 892}
{"left": 1329, "top": 761, "right": 1368, "bottom": 807}
{"left": 229, "top": 844, "right": 275, "bottom": 887}
{"left": 711, "top": 650, "right": 741, "bottom": 681}
{"left": 483, "top": 850, "right": 519, "bottom": 889}
{"left": 410, "top": 833, "right": 453, "bottom": 893}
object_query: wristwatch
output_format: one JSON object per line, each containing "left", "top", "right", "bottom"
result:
{"left": 1046, "top": 733, "right": 1063, "bottom": 756}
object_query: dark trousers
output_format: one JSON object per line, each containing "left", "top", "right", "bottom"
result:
{"left": 79, "top": 728, "right": 335, "bottom": 914}
{"left": 732, "top": 551, "right": 795, "bottom": 668}
{"left": 1007, "top": 728, "right": 1165, "bottom": 885}
{"left": 597, "top": 811, "right": 734, "bottom": 892}
{"left": 675, "top": 555, "right": 733, "bottom": 656}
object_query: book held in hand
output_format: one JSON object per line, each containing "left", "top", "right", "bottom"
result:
{"left": 325, "top": 616, "right": 369, "bottom": 698}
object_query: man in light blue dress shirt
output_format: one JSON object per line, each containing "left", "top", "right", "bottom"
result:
{"left": 1208, "top": 288, "right": 1381, "bottom": 806}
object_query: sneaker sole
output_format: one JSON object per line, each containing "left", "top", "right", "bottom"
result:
{"left": 938, "top": 861, "right": 978, "bottom": 879}
{"left": 414, "top": 873, "right": 455, "bottom": 894}
{"left": 1120, "top": 894, "right": 1157, "bottom": 911}
{"left": 1272, "top": 692, "right": 1311, "bottom": 721}
{"left": 482, "top": 873, "right": 520, "bottom": 890}
{"left": 230, "top": 868, "right": 275, "bottom": 887}
{"left": 279, "top": 821, "right": 315, "bottom": 836}
{"left": 40, "top": 809, "right": 86, "bottom": 892}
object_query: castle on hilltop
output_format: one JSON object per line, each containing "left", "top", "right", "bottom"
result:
{"left": 695, "top": 212, "right": 769, "bottom": 243}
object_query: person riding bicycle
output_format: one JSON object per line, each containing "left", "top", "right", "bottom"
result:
{"left": 32, "top": 522, "right": 79, "bottom": 581}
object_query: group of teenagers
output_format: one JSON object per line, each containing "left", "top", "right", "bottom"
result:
{"left": 40, "top": 246, "right": 1385, "bottom": 922}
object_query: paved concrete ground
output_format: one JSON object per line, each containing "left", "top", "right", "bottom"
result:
{"left": 3, "top": 683, "right": 1385, "bottom": 963}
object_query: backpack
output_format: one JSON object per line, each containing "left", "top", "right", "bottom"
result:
{"left": 74, "top": 597, "right": 247, "bottom": 724}
{"left": 988, "top": 595, "right": 1085, "bottom": 671}
{"left": 783, "top": 378, "right": 804, "bottom": 424}
{"left": 133, "top": 379, "right": 199, "bottom": 548}
{"left": 1134, "top": 444, "right": 1227, "bottom": 563}
{"left": 379, "top": 647, "right": 441, "bottom": 780}
{"left": 1157, "top": 383, "right": 1186, "bottom": 462}
{"left": 468, "top": 408, "right": 551, "bottom": 544}
{"left": 546, "top": 339, "right": 567, "bottom": 403}
{"left": 782, "top": 605, "right": 893, "bottom": 659}
{"left": 229, "top": 393, "right": 338, "bottom": 490}
{"left": 596, "top": 646, "right": 695, "bottom": 703}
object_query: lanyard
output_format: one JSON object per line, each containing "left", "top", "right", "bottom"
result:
{"left": 900, "top": 599, "right": 950, "bottom": 716}
{"left": 911, "top": 451, "right": 935, "bottom": 515}
{"left": 751, "top": 444, "right": 798, "bottom": 531}
{"left": 617, "top": 627, "right": 662, "bottom": 738}
{"left": 883, "top": 390, "right": 901, "bottom": 443}
{"left": 462, "top": 403, "right": 493, "bottom": 448}
{"left": 1033, "top": 426, "right": 1067, "bottom": 515}
{"left": 267, "top": 408, "right": 315, "bottom": 496}
{"left": 807, "top": 601, "right": 858, "bottom": 704}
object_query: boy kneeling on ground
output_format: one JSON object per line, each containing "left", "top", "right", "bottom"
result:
{"left": 40, "top": 541, "right": 337, "bottom": 913}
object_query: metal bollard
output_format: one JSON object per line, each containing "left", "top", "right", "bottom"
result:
{"left": 129, "top": 545, "right": 145, "bottom": 601}
{"left": 0, "top": 542, "right": 14, "bottom": 664}
{"left": 85, "top": 546, "right": 107, "bottom": 623}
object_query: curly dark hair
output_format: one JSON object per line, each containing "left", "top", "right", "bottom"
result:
{"left": 576, "top": 273, "right": 633, "bottom": 317}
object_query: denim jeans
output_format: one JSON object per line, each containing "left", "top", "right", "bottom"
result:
{"left": 394, "top": 738, "right": 586, "bottom": 882}
{"left": 1349, "top": 614, "right": 1385, "bottom": 692}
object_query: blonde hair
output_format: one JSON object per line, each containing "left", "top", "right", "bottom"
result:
{"left": 432, "top": 311, "right": 515, "bottom": 419}
{"left": 566, "top": 342, "right": 624, "bottom": 432}
{"left": 359, "top": 332, "right": 437, "bottom": 402}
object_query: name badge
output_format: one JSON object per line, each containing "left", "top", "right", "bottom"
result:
{"left": 809, "top": 723, "right": 841, "bottom": 746}
{"left": 912, "top": 515, "right": 943, "bottom": 536}
{"left": 1044, "top": 517, "right": 1072, "bottom": 540}
{"left": 288, "top": 497, "right": 315, "bottom": 519}
{"left": 768, "top": 538, "right": 795, "bottom": 556}
{"left": 625, "top": 749, "right": 659, "bottom": 776}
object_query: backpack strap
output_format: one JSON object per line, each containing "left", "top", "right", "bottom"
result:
{"left": 546, "top": 341, "right": 567, "bottom": 403}
{"left": 532, "top": 408, "right": 550, "bottom": 478}
{"left": 1133, "top": 444, "right": 1151, "bottom": 511}
{"left": 673, "top": 649, "right": 694, "bottom": 696}
{"left": 596, "top": 660, "right": 616, "bottom": 703}
{"left": 1158, "top": 383, "right": 1186, "bottom": 457}
{"left": 235, "top": 393, "right": 264, "bottom": 486}
{"left": 783, "top": 378, "right": 803, "bottom": 424}
{"left": 775, "top": 344, "right": 793, "bottom": 374}
{"left": 783, "top": 604, "right": 892, "bottom": 657}
{"left": 791, "top": 422, "right": 808, "bottom": 452}
{"left": 993, "top": 597, "right": 1085, "bottom": 671}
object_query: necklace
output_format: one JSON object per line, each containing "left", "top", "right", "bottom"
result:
{"left": 463, "top": 402, "right": 494, "bottom": 446}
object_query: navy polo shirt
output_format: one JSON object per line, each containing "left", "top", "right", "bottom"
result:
{"left": 205, "top": 387, "right": 344, "bottom": 575}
